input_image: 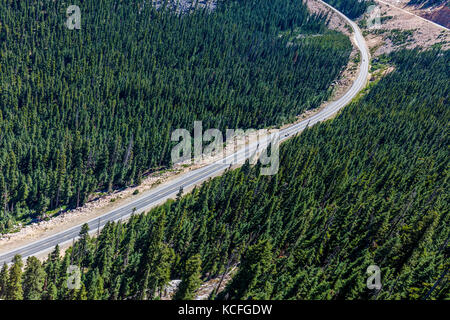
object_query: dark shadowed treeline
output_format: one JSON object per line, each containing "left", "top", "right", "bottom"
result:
{"left": 0, "top": 0, "right": 351, "bottom": 231}
{"left": 408, "top": 0, "right": 449, "bottom": 8}
{"left": 322, "top": 0, "right": 375, "bottom": 19}
{"left": 1, "top": 49, "right": 448, "bottom": 300}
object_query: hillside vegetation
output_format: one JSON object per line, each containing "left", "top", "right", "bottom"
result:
{"left": 322, "top": 0, "right": 375, "bottom": 19}
{"left": 1, "top": 49, "right": 448, "bottom": 300}
{"left": 0, "top": 0, "right": 351, "bottom": 231}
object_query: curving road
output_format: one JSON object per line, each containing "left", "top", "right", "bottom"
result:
{"left": 376, "top": 0, "right": 449, "bottom": 31}
{"left": 0, "top": 1, "right": 370, "bottom": 265}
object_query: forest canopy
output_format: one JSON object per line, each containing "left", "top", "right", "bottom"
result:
{"left": 0, "top": 0, "right": 352, "bottom": 231}
{"left": 1, "top": 49, "right": 447, "bottom": 300}
{"left": 322, "top": 0, "right": 375, "bottom": 19}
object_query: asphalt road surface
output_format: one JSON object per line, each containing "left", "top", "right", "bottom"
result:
{"left": 0, "top": 1, "right": 370, "bottom": 264}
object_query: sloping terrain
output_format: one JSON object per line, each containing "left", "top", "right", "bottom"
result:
{"left": 382, "top": 0, "right": 450, "bottom": 28}
{"left": 1, "top": 49, "right": 447, "bottom": 301}
{"left": 0, "top": 0, "right": 351, "bottom": 233}
{"left": 416, "top": 4, "right": 450, "bottom": 28}
{"left": 359, "top": 0, "right": 450, "bottom": 56}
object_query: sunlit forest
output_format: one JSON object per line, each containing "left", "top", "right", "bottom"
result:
{"left": 322, "top": 0, "right": 375, "bottom": 19}
{"left": 1, "top": 49, "right": 448, "bottom": 300}
{"left": 0, "top": 0, "right": 352, "bottom": 231}
{"left": 408, "top": 0, "right": 449, "bottom": 8}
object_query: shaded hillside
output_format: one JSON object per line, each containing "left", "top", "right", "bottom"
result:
{"left": 422, "top": 6, "right": 450, "bottom": 28}
{"left": 1, "top": 49, "right": 448, "bottom": 300}
{"left": 408, "top": 0, "right": 450, "bottom": 28}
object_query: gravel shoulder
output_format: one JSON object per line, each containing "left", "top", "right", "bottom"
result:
{"left": 0, "top": 0, "right": 363, "bottom": 255}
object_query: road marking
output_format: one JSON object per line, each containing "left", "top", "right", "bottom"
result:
{"left": 0, "top": 1, "right": 370, "bottom": 264}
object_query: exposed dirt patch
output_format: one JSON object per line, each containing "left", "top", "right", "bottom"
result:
{"left": 362, "top": 0, "right": 449, "bottom": 56}
{"left": 303, "top": 0, "right": 361, "bottom": 115}
{"left": 386, "top": 0, "right": 450, "bottom": 29}
{"left": 149, "top": 0, "right": 216, "bottom": 14}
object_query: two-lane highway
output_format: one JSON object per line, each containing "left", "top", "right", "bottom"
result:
{"left": 0, "top": 1, "right": 370, "bottom": 265}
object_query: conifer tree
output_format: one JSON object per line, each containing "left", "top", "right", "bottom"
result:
{"left": 0, "top": 263, "right": 9, "bottom": 299}
{"left": 6, "top": 255, "right": 23, "bottom": 300}
{"left": 174, "top": 254, "right": 203, "bottom": 300}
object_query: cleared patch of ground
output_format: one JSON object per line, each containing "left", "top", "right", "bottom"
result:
{"left": 421, "top": 6, "right": 450, "bottom": 29}
{"left": 361, "top": 0, "right": 449, "bottom": 56}
{"left": 0, "top": 126, "right": 276, "bottom": 254}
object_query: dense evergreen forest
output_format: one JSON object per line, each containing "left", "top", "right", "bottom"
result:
{"left": 1, "top": 49, "right": 448, "bottom": 300}
{"left": 0, "top": 0, "right": 352, "bottom": 231}
{"left": 322, "top": 0, "right": 375, "bottom": 19}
